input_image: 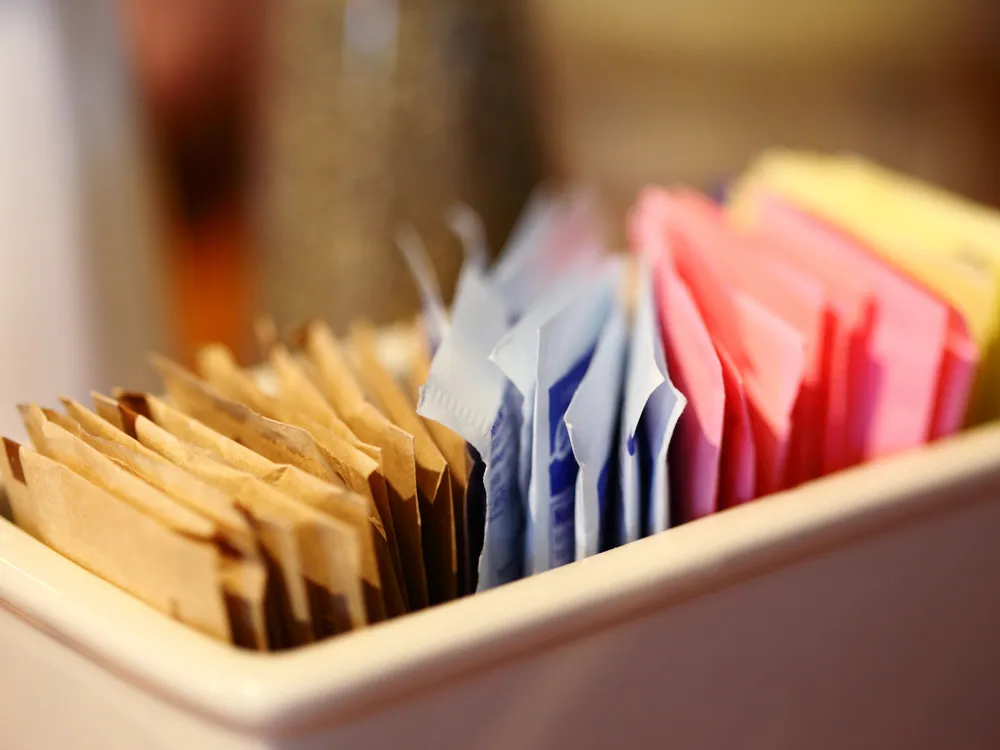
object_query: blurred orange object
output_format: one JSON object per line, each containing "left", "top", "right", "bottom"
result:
{"left": 118, "top": 0, "right": 265, "bottom": 363}
{"left": 169, "top": 208, "right": 257, "bottom": 367}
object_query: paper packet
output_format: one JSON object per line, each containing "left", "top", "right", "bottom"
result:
{"left": 54, "top": 399, "right": 363, "bottom": 645}
{"left": 34, "top": 411, "right": 271, "bottom": 648}
{"left": 152, "top": 354, "right": 340, "bottom": 481}
{"left": 491, "top": 261, "right": 618, "bottom": 573}
{"left": 564, "top": 266, "right": 629, "bottom": 555}
{"left": 749, "top": 192, "right": 952, "bottom": 464}
{"left": 348, "top": 322, "right": 457, "bottom": 606}
{"left": 114, "top": 413, "right": 366, "bottom": 637}
{"left": 118, "top": 390, "right": 396, "bottom": 622}
{"left": 297, "top": 319, "right": 434, "bottom": 604}
{"left": 11, "top": 418, "right": 237, "bottom": 642}
{"left": 611, "top": 255, "right": 685, "bottom": 544}
{"left": 417, "top": 263, "right": 523, "bottom": 591}
{"left": 407, "top": 326, "right": 473, "bottom": 594}
{"left": 630, "top": 209, "right": 726, "bottom": 522}
{"left": 733, "top": 150, "right": 991, "bottom": 425}
{"left": 663, "top": 190, "right": 830, "bottom": 488}
{"left": 192, "top": 343, "right": 408, "bottom": 613}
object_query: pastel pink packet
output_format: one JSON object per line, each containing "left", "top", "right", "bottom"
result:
{"left": 629, "top": 203, "right": 725, "bottom": 522}
{"left": 751, "top": 191, "right": 951, "bottom": 463}
{"left": 715, "top": 346, "right": 756, "bottom": 510}
{"left": 932, "top": 303, "right": 980, "bottom": 439}
{"left": 633, "top": 194, "right": 756, "bottom": 511}
{"left": 638, "top": 189, "right": 804, "bottom": 500}
{"left": 666, "top": 190, "right": 832, "bottom": 489}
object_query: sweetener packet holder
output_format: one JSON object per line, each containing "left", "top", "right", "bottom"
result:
{"left": 2, "top": 421, "right": 999, "bottom": 749}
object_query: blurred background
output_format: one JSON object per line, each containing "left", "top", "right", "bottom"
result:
{"left": 1, "top": 0, "right": 999, "bottom": 439}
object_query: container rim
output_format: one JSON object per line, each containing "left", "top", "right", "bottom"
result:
{"left": 3, "top": 423, "right": 999, "bottom": 736}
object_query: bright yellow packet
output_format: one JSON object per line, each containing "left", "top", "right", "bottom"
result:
{"left": 730, "top": 149, "right": 1000, "bottom": 423}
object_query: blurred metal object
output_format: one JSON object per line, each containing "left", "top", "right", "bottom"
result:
{"left": 258, "top": 0, "right": 540, "bottom": 332}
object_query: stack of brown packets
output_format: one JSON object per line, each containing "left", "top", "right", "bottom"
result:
{"left": 0, "top": 319, "right": 468, "bottom": 651}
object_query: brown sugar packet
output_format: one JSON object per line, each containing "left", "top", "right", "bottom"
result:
{"left": 151, "top": 354, "right": 340, "bottom": 482}
{"left": 253, "top": 325, "right": 422, "bottom": 608}
{"left": 11, "top": 422, "right": 235, "bottom": 642}
{"left": 297, "top": 320, "right": 431, "bottom": 610}
{"left": 22, "top": 407, "right": 211, "bottom": 536}
{"left": 255, "top": 319, "right": 389, "bottom": 465}
{"left": 119, "top": 390, "right": 394, "bottom": 622}
{"left": 195, "top": 343, "right": 393, "bottom": 504}
{"left": 90, "top": 392, "right": 127, "bottom": 430}
{"left": 194, "top": 343, "right": 408, "bottom": 613}
{"left": 0, "top": 481, "right": 10, "bottom": 522}
{"left": 217, "top": 559, "right": 269, "bottom": 649}
{"left": 1, "top": 436, "right": 39, "bottom": 537}
{"left": 195, "top": 343, "right": 391, "bottom": 495}
{"left": 408, "top": 329, "right": 472, "bottom": 596}
{"left": 81, "top": 394, "right": 367, "bottom": 638}
{"left": 150, "top": 358, "right": 403, "bottom": 621}
{"left": 12, "top": 443, "right": 235, "bottom": 641}
{"left": 114, "top": 413, "right": 366, "bottom": 637}
{"left": 22, "top": 404, "right": 269, "bottom": 649}
{"left": 49, "top": 404, "right": 297, "bottom": 649}
{"left": 41, "top": 404, "right": 257, "bottom": 558}
{"left": 347, "top": 322, "right": 457, "bottom": 605}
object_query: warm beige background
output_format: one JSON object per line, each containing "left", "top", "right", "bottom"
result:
{"left": 50, "top": 0, "right": 1000, "bottom": 368}
{"left": 528, "top": 0, "right": 1000, "bottom": 234}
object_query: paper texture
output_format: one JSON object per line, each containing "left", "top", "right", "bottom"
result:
{"left": 613, "top": 256, "right": 685, "bottom": 543}
{"left": 408, "top": 330, "right": 472, "bottom": 594}
{"left": 349, "top": 323, "right": 456, "bottom": 606}
{"left": 745, "top": 193, "right": 950, "bottom": 464}
{"left": 294, "top": 320, "right": 416, "bottom": 610}
{"left": 492, "top": 262, "right": 618, "bottom": 573}
{"left": 631, "top": 208, "right": 725, "bottom": 522}
{"left": 14, "top": 441, "right": 231, "bottom": 642}
{"left": 153, "top": 355, "right": 340, "bottom": 482}
{"left": 209, "top": 342, "right": 401, "bottom": 594}
{"left": 565, "top": 268, "right": 629, "bottom": 555}
{"left": 63, "top": 426, "right": 272, "bottom": 648}
{"left": 126, "top": 422, "right": 365, "bottom": 638}
{"left": 664, "top": 190, "right": 831, "bottom": 487}
{"left": 733, "top": 150, "right": 991, "bottom": 424}
{"left": 417, "top": 265, "right": 524, "bottom": 591}
{"left": 120, "top": 391, "right": 394, "bottom": 623}
{"left": 638, "top": 189, "right": 806, "bottom": 500}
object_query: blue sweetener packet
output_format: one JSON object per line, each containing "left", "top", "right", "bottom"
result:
{"left": 491, "top": 260, "right": 619, "bottom": 574}
{"left": 616, "top": 255, "right": 686, "bottom": 545}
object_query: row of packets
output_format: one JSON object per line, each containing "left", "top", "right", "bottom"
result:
{"left": 4, "top": 148, "right": 997, "bottom": 646}
{"left": 0, "top": 320, "right": 472, "bottom": 649}
{"left": 411, "top": 151, "right": 998, "bottom": 590}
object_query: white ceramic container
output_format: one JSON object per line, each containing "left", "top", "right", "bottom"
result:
{"left": 2, "top": 424, "right": 999, "bottom": 748}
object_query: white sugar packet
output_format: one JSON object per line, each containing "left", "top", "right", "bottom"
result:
{"left": 417, "top": 264, "right": 525, "bottom": 590}
{"left": 491, "top": 187, "right": 606, "bottom": 321}
{"left": 565, "top": 259, "right": 629, "bottom": 559}
{"left": 616, "top": 255, "right": 686, "bottom": 545}
{"left": 396, "top": 225, "right": 449, "bottom": 352}
{"left": 446, "top": 203, "right": 490, "bottom": 272}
